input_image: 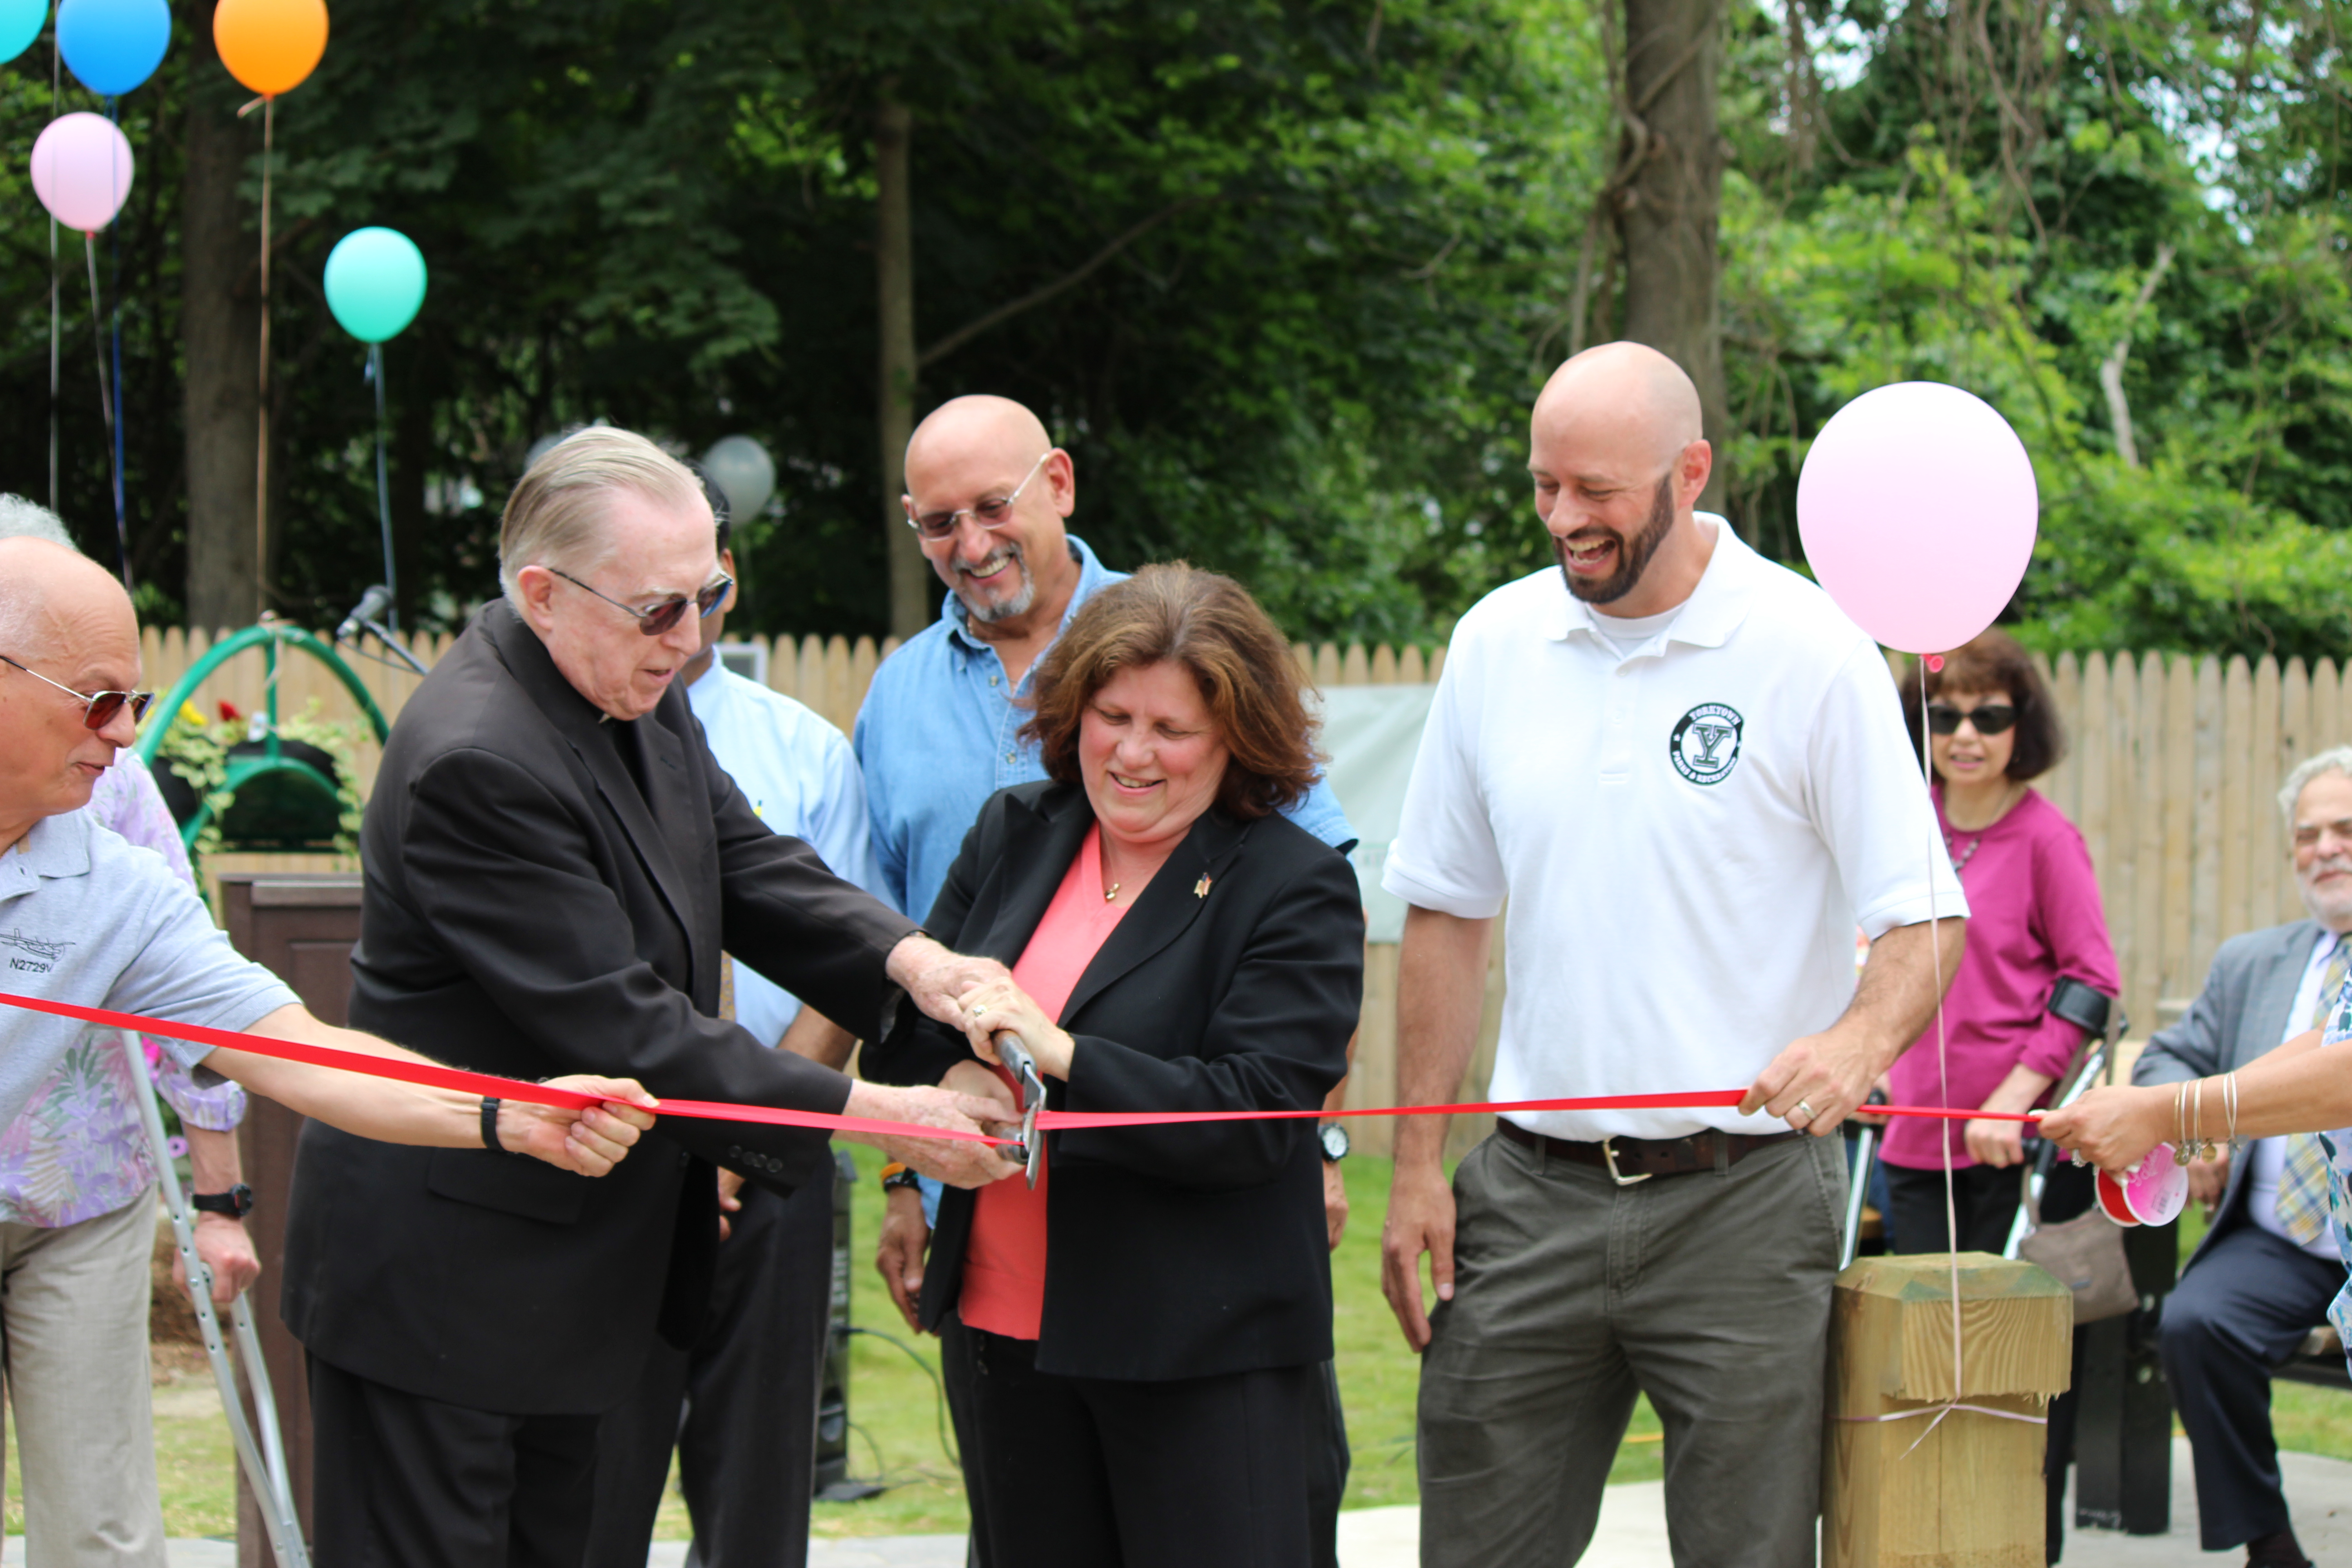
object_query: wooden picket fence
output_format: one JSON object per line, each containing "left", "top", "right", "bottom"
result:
{"left": 145, "top": 627, "right": 2344, "bottom": 1137}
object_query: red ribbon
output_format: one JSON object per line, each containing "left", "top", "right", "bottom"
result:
{"left": 0, "top": 989, "right": 2040, "bottom": 1142}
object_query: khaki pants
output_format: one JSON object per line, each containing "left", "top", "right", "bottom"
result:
{"left": 0, "top": 1190, "right": 169, "bottom": 1568}
{"left": 1417, "top": 1131, "right": 1846, "bottom": 1568}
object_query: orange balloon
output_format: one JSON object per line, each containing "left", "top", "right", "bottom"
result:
{"left": 213, "top": 0, "right": 328, "bottom": 97}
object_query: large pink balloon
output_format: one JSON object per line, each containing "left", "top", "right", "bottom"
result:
{"left": 1795, "top": 382, "right": 2038, "bottom": 655}
{"left": 29, "top": 112, "right": 135, "bottom": 234}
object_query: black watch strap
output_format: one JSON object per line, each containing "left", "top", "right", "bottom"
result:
{"left": 481, "top": 1096, "right": 509, "bottom": 1155}
{"left": 191, "top": 1183, "right": 254, "bottom": 1218}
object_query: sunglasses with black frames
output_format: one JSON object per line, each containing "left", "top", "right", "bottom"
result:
{"left": 1925, "top": 702, "right": 2018, "bottom": 737}
{"left": 0, "top": 653, "right": 155, "bottom": 730}
{"left": 549, "top": 568, "right": 734, "bottom": 637}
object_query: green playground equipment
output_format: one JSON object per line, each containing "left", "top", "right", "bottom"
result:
{"left": 134, "top": 619, "right": 392, "bottom": 855}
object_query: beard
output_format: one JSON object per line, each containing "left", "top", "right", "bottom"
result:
{"left": 955, "top": 539, "right": 1037, "bottom": 624}
{"left": 1555, "top": 472, "right": 1677, "bottom": 606}
{"left": 2301, "top": 854, "right": 2352, "bottom": 927}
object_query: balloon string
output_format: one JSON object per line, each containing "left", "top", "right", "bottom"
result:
{"left": 82, "top": 236, "right": 122, "bottom": 531}
{"left": 105, "top": 96, "right": 130, "bottom": 593}
{"left": 370, "top": 343, "right": 397, "bottom": 633}
{"left": 1918, "top": 655, "right": 1966, "bottom": 1432}
{"left": 254, "top": 94, "right": 274, "bottom": 610}
{"left": 47, "top": 26, "right": 58, "bottom": 515}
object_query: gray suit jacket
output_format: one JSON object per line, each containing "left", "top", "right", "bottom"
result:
{"left": 2132, "top": 918, "right": 2325, "bottom": 1269}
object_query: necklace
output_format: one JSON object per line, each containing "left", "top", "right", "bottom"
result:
{"left": 1945, "top": 783, "right": 2023, "bottom": 873}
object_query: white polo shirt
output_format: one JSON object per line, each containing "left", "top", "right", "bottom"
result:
{"left": 1384, "top": 518, "right": 1965, "bottom": 1140}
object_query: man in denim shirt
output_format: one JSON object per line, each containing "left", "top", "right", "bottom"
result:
{"left": 854, "top": 394, "right": 1357, "bottom": 1566}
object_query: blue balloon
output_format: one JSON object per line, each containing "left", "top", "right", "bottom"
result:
{"left": 0, "top": 0, "right": 47, "bottom": 66}
{"left": 57, "top": 0, "right": 167, "bottom": 97}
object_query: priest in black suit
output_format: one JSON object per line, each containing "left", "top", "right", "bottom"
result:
{"left": 280, "top": 427, "right": 1017, "bottom": 1567}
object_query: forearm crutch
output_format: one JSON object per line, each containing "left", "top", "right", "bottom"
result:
{"left": 121, "top": 1029, "right": 313, "bottom": 1568}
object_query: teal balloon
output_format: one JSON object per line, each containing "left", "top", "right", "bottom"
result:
{"left": 0, "top": 0, "right": 47, "bottom": 65}
{"left": 323, "top": 227, "right": 428, "bottom": 344}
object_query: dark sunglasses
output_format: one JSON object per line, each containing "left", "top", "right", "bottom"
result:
{"left": 550, "top": 568, "right": 733, "bottom": 637}
{"left": 0, "top": 653, "right": 155, "bottom": 729}
{"left": 1926, "top": 702, "right": 2017, "bottom": 736}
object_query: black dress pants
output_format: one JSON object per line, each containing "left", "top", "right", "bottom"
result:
{"left": 1884, "top": 1161, "right": 2022, "bottom": 1255}
{"left": 581, "top": 1159, "right": 836, "bottom": 1568}
{"left": 959, "top": 1322, "right": 1316, "bottom": 1568}
{"left": 308, "top": 1353, "right": 600, "bottom": 1568}
{"left": 2161, "top": 1219, "right": 2345, "bottom": 1550}
{"left": 942, "top": 1313, "right": 1349, "bottom": 1568}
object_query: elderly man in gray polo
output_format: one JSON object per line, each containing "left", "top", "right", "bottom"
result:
{"left": 0, "top": 538, "right": 656, "bottom": 1175}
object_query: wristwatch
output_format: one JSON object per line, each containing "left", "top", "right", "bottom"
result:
{"left": 191, "top": 1184, "right": 255, "bottom": 1219}
{"left": 1319, "top": 1123, "right": 1350, "bottom": 1163}
{"left": 881, "top": 1163, "right": 924, "bottom": 1195}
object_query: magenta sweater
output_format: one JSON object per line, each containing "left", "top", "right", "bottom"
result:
{"left": 1882, "top": 786, "right": 2121, "bottom": 1170}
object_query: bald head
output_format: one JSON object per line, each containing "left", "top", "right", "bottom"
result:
{"left": 901, "top": 394, "right": 1080, "bottom": 636}
{"left": 1526, "top": 343, "right": 1716, "bottom": 617}
{"left": 0, "top": 538, "right": 133, "bottom": 667}
{"left": 905, "top": 395, "right": 1054, "bottom": 480}
{"left": 1533, "top": 343, "right": 1704, "bottom": 470}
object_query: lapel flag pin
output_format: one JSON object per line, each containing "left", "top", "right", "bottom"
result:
{"left": 1194, "top": 875, "right": 1212, "bottom": 899}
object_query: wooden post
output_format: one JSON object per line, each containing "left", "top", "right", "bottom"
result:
{"left": 1823, "top": 1252, "right": 2073, "bottom": 1568}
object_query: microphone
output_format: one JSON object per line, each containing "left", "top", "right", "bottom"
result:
{"left": 337, "top": 585, "right": 394, "bottom": 644}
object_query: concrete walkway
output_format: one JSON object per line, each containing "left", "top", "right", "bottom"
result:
{"left": 44, "top": 1435, "right": 2352, "bottom": 1566}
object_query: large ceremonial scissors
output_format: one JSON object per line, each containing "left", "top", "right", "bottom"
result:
{"left": 994, "top": 1029, "right": 1047, "bottom": 1188}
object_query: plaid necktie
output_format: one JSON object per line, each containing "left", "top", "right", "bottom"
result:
{"left": 718, "top": 952, "right": 738, "bottom": 1024}
{"left": 2276, "top": 936, "right": 2349, "bottom": 1245}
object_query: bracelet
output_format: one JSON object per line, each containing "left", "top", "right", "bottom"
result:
{"left": 882, "top": 1165, "right": 923, "bottom": 1194}
{"left": 480, "top": 1097, "right": 507, "bottom": 1155}
{"left": 2223, "top": 1070, "right": 2241, "bottom": 1150}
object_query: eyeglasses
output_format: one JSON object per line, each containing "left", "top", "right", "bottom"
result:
{"left": 549, "top": 568, "right": 733, "bottom": 637}
{"left": 903, "top": 450, "right": 1053, "bottom": 541}
{"left": 0, "top": 653, "right": 154, "bottom": 730}
{"left": 2294, "top": 818, "right": 2352, "bottom": 851}
{"left": 1926, "top": 702, "right": 2017, "bottom": 736}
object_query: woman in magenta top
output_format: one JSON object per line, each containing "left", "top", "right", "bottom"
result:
{"left": 1883, "top": 629, "right": 2121, "bottom": 1254}
{"left": 863, "top": 564, "right": 1362, "bottom": 1568}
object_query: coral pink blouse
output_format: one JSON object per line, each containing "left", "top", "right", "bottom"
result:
{"left": 958, "top": 825, "right": 1133, "bottom": 1340}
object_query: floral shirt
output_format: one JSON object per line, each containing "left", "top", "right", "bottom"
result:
{"left": 0, "top": 757, "right": 247, "bottom": 1227}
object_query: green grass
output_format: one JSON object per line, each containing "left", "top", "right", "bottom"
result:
{"left": 132, "top": 1152, "right": 2352, "bottom": 1538}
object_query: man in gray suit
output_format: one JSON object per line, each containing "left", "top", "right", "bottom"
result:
{"left": 2134, "top": 745, "right": 2352, "bottom": 1568}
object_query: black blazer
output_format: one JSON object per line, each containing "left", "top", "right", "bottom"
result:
{"left": 864, "top": 779, "right": 1363, "bottom": 1382}
{"left": 280, "top": 601, "right": 918, "bottom": 1413}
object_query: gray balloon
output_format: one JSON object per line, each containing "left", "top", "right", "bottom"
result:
{"left": 701, "top": 435, "right": 776, "bottom": 524}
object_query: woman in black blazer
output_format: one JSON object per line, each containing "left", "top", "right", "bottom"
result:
{"left": 864, "top": 563, "right": 1364, "bottom": 1568}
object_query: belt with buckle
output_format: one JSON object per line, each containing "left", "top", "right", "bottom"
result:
{"left": 1496, "top": 1117, "right": 1803, "bottom": 1184}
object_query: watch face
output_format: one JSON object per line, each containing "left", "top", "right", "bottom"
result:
{"left": 1319, "top": 1123, "right": 1349, "bottom": 1161}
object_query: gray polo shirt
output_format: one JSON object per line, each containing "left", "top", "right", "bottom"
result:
{"left": 0, "top": 809, "right": 296, "bottom": 1123}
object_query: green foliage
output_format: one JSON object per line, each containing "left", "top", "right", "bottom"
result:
{"left": 152, "top": 703, "right": 367, "bottom": 871}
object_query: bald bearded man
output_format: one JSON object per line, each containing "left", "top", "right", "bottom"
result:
{"left": 1377, "top": 345, "right": 1968, "bottom": 1567}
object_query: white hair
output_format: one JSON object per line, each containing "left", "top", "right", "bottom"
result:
{"left": 0, "top": 495, "right": 78, "bottom": 552}
{"left": 497, "top": 427, "right": 702, "bottom": 601}
{"left": 2280, "top": 747, "right": 2352, "bottom": 827}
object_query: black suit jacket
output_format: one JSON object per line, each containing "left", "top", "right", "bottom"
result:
{"left": 280, "top": 601, "right": 919, "bottom": 1413}
{"left": 864, "top": 779, "right": 1363, "bottom": 1382}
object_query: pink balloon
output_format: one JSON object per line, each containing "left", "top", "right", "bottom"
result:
{"left": 1795, "top": 382, "right": 2038, "bottom": 655}
{"left": 29, "top": 112, "right": 134, "bottom": 234}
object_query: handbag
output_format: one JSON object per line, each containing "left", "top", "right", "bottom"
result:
{"left": 2017, "top": 1182, "right": 2139, "bottom": 1324}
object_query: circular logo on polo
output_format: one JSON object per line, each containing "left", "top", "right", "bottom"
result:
{"left": 1669, "top": 703, "right": 1744, "bottom": 785}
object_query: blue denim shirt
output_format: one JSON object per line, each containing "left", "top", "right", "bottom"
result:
{"left": 853, "top": 535, "right": 1357, "bottom": 928}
